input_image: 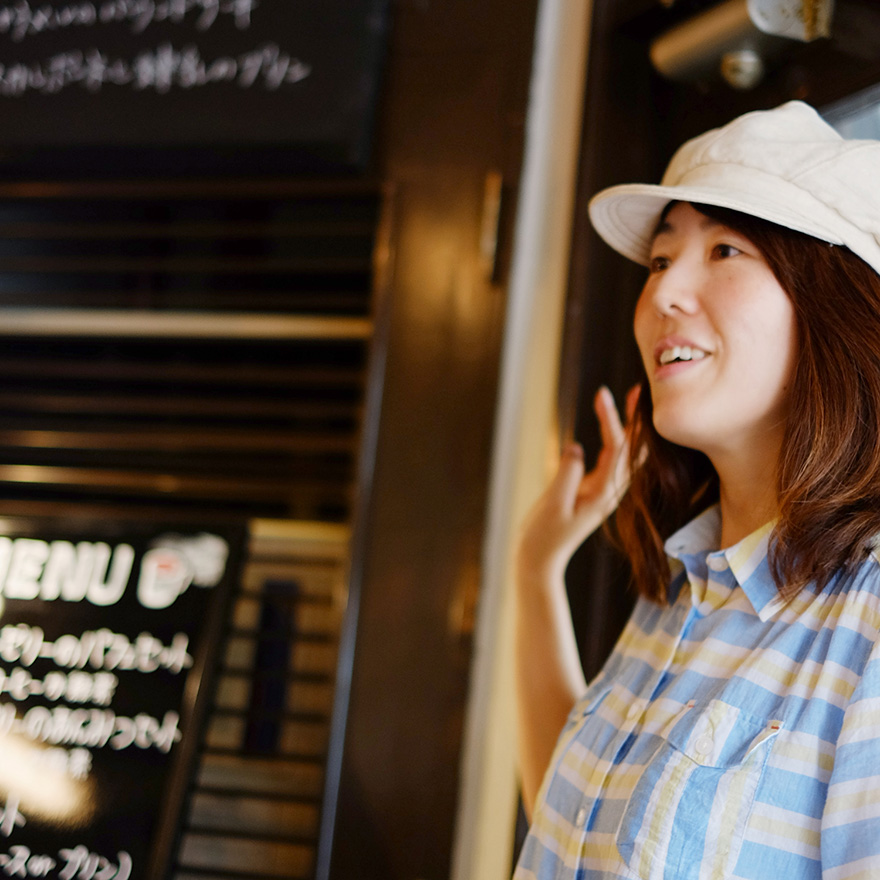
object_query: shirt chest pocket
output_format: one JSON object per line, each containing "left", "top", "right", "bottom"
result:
{"left": 616, "top": 699, "right": 782, "bottom": 880}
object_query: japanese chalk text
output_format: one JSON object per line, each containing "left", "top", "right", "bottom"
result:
{"left": 0, "top": 0, "right": 259, "bottom": 41}
{"left": 0, "top": 625, "right": 193, "bottom": 674}
{"left": 0, "top": 843, "right": 132, "bottom": 879}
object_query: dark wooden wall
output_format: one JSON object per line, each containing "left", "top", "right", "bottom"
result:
{"left": 320, "top": 2, "right": 538, "bottom": 879}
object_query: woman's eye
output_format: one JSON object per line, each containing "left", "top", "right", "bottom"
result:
{"left": 649, "top": 255, "right": 669, "bottom": 273}
{"left": 712, "top": 243, "right": 741, "bottom": 259}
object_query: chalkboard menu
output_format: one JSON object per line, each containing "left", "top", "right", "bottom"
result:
{"left": 0, "top": 0, "right": 391, "bottom": 167}
{"left": 0, "top": 516, "right": 244, "bottom": 880}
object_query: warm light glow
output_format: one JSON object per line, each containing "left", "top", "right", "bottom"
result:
{"left": 0, "top": 731, "right": 96, "bottom": 827}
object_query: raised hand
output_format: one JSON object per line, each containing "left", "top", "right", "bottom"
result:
{"left": 518, "top": 385, "right": 637, "bottom": 584}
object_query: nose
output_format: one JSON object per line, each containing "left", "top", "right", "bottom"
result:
{"left": 644, "top": 262, "right": 699, "bottom": 317}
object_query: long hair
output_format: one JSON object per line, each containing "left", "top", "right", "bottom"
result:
{"left": 615, "top": 202, "right": 880, "bottom": 602}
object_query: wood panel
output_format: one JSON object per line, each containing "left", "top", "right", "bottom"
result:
{"left": 0, "top": 181, "right": 380, "bottom": 523}
{"left": 320, "top": 1, "right": 539, "bottom": 878}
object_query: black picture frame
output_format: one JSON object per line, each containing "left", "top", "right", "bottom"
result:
{"left": 0, "top": 514, "right": 246, "bottom": 880}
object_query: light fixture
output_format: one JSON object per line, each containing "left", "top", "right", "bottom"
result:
{"left": 650, "top": 0, "right": 834, "bottom": 90}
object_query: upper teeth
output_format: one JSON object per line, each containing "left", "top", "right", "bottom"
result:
{"left": 659, "top": 346, "right": 707, "bottom": 365}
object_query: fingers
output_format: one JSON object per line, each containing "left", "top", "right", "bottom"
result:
{"left": 547, "top": 385, "right": 640, "bottom": 518}
{"left": 589, "top": 384, "right": 642, "bottom": 511}
{"left": 521, "top": 384, "right": 645, "bottom": 578}
{"left": 594, "top": 386, "right": 625, "bottom": 453}
{"left": 551, "top": 442, "right": 586, "bottom": 510}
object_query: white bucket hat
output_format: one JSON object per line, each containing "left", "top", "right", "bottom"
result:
{"left": 588, "top": 100, "right": 880, "bottom": 276}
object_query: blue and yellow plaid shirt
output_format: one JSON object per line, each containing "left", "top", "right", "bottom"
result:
{"left": 515, "top": 505, "right": 880, "bottom": 879}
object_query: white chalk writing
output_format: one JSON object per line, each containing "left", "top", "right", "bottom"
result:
{"left": 0, "top": 0, "right": 258, "bottom": 42}
{"left": 65, "top": 748, "right": 92, "bottom": 780}
{"left": 20, "top": 706, "right": 181, "bottom": 752}
{"left": 0, "top": 845, "right": 50, "bottom": 877}
{"left": 0, "top": 668, "right": 118, "bottom": 706}
{"left": 38, "top": 747, "right": 93, "bottom": 781}
{"left": 0, "top": 703, "right": 15, "bottom": 735}
{"left": 0, "top": 625, "right": 192, "bottom": 674}
{"left": 0, "top": 799, "right": 24, "bottom": 839}
{"left": 0, "top": 539, "right": 134, "bottom": 608}
{"left": 0, "top": 41, "right": 311, "bottom": 95}
{"left": 0, "top": 626, "right": 42, "bottom": 667}
{"left": 0, "top": 844, "right": 131, "bottom": 879}
{"left": 59, "top": 846, "right": 130, "bottom": 880}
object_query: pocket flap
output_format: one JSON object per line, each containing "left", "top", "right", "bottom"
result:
{"left": 667, "top": 699, "right": 783, "bottom": 768}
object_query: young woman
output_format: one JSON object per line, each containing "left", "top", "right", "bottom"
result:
{"left": 514, "top": 101, "right": 880, "bottom": 879}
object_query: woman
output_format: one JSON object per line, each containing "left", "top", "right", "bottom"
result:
{"left": 514, "top": 101, "right": 880, "bottom": 879}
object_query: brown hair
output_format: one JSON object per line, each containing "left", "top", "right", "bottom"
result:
{"left": 615, "top": 202, "right": 880, "bottom": 602}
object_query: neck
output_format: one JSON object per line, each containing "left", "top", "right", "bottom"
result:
{"left": 711, "top": 444, "right": 781, "bottom": 548}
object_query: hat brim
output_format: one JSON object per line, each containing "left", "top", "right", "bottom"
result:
{"left": 587, "top": 182, "right": 848, "bottom": 267}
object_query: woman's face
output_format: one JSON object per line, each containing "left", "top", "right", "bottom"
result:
{"left": 633, "top": 201, "right": 797, "bottom": 461}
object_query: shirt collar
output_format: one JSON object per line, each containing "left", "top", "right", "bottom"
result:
{"left": 664, "top": 505, "right": 785, "bottom": 621}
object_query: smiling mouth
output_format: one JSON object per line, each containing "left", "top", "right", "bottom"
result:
{"left": 658, "top": 345, "right": 708, "bottom": 366}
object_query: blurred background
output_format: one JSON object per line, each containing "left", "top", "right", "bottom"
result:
{"left": 0, "top": 1, "right": 877, "bottom": 878}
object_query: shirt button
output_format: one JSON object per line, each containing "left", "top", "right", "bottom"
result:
{"left": 707, "top": 555, "right": 728, "bottom": 572}
{"left": 695, "top": 734, "right": 714, "bottom": 755}
{"left": 575, "top": 807, "right": 588, "bottom": 827}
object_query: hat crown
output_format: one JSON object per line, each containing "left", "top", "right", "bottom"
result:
{"left": 662, "top": 101, "right": 849, "bottom": 188}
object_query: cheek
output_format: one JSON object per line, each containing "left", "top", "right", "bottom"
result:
{"left": 778, "top": 303, "right": 798, "bottom": 374}
{"left": 748, "top": 294, "right": 796, "bottom": 363}
{"left": 722, "top": 291, "right": 797, "bottom": 389}
{"left": 632, "top": 293, "right": 653, "bottom": 364}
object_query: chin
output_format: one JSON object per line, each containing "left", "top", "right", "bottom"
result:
{"left": 651, "top": 415, "right": 709, "bottom": 452}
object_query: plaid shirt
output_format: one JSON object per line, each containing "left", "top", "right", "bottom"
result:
{"left": 514, "top": 505, "right": 880, "bottom": 880}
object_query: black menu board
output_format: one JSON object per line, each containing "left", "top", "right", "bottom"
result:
{"left": 0, "top": 0, "right": 391, "bottom": 166}
{"left": 0, "top": 516, "right": 244, "bottom": 880}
